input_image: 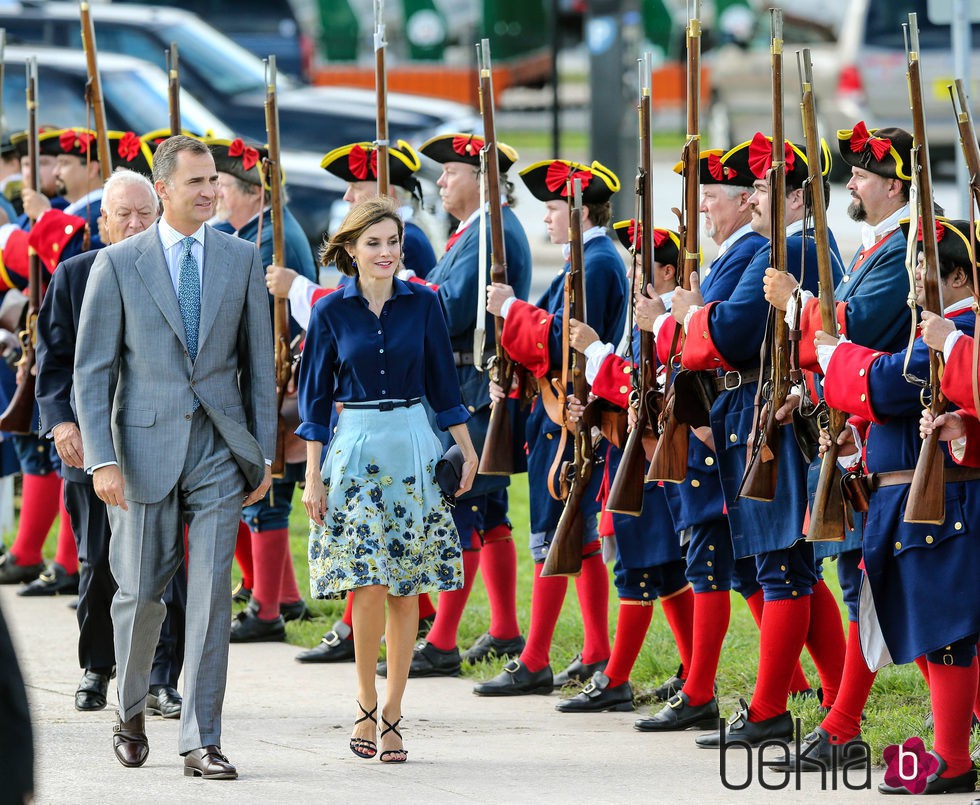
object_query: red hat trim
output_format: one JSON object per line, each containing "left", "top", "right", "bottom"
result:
{"left": 707, "top": 152, "right": 739, "bottom": 182}
{"left": 544, "top": 162, "right": 593, "bottom": 196}
{"left": 748, "top": 132, "right": 796, "bottom": 179}
{"left": 117, "top": 132, "right": 141, "bottom": 162}
{"left": 348, "top": 144, "right": 378, "bottom": 180}
{"left": 916, "top": 218, "right": 945, "bottom": 243}
{"left": 653, "top": 229, "right": 670, "bottom": 248}
{"left": 228, "top": 138, "right": 259, "bottom": 172}
{"left": 849, "top": 121, "right": 891, "bottom": 162}
{"left": 60, "top": 129, "right": 94, "bottom": 155}
{"left": 452, "top": 134, "right": 484, "bottom": 157}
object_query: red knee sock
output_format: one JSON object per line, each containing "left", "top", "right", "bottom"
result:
{"left": 425, "top": 547, "right": 480, "bottom": 651}
{"left": 819, "top": 621, "right": 876, "bottom": 743}
{"left": 914, "top": 655, "right": 931, "bottom": 687}
{"left": 604, "top": 601, "right": 654, "bottom": 688}
{"left": 749, "top": 596, "right": 811, "bottom": 722}
{"left": 929, "top": 657, "right": 979, "bottom": 778}
{"left": 279, "top": 546, "right": 302, "bottom": 604}
{"left": 418, "top": 593, "right": 436, "bottom": 621}
{"left": 234, "top": 520, "right": 254, "bottom": 591}
{"left": 341, "top": 593, "right": 355, "bottom": 629}
{"left": 804, "top": 580, "right": 846, "bottom": 708}
{"left": 251, "top": 528, "right": 289, "bottom": 620}
{"left": 11, "top": 472, "right": 62, "bottom": 565}
{"left": 683, "top": 590, "right": 731, "bottom": 706}
{"left": 745, "top": 589, "right": 810, "bottom": 694}
{"left": 480, "top": 526, "right": 520, "bottom": 639}
{"left": 53, "top": 484, "right": 77, "bottom": 572}
{"left": 660, "top": 586, "right": 694, "bottom": 679}
{"left": 519, "top": 563, "right": 569, "bottom": 672}
{"left": 575, "top": 551, "right": 610, "bottom": 665}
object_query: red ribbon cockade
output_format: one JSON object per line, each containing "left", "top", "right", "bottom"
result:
{"left": 849, "top": 121, "right": 891, "bottom": 162}
{"left": 916, "top": 218, "right": 946, "bottom": 244}
{"left": 60, "top": 129, "right": 94, "bottom": 155}
{"left": 747, "top": 132, "right": 796, "bottom": 179}
{"left": 452, "top": 135, "right": 484, "bottom": 157}
{"left": 228, "top": 138, "right": 260, "bottom": 172}
{"left": 653, "top": 228, "right": 670, "bottom": 249}
{"left": 117, "top": 132, "right": 141, "bottom": 163}
{"left": 348, "top": 144, "right": 378, "bottom": 180}
{"left": 707, "top": 153, "right": 738, "bottom": 182}
{"left": 544, "top": 162, "right": 593, "bottom": 196}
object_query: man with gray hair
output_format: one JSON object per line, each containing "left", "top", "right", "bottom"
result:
{"left": 74, "top": 136, "right": 275, "bottom": 779}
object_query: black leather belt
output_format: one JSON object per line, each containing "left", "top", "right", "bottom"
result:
{"left": 712, "top": 368, "right": 760, "bottom": 393}
{"left": 344, "top": 397, "right": 421, "bottom": 411}
{"left": 454, "top": 351, "right": 476, "bottom": 367}
{"left": 870, "top": 466, "right": 980, "bottom": 489}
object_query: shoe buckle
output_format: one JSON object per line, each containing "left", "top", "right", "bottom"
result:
{"left": 503, "top": 659, "right": 521, "bottom": 675}
{"left": 323, "top": 631, "right": 341, "bottom": 647}
{"left": 668, "top": 694, "right": 684, "bottom": 710}
{"left": 582, "top": 680, "right": 598, "bottom": 695}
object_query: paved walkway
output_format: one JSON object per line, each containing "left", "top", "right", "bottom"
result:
{"left": 1, "top": 587, "right": 902, "bottom": 804}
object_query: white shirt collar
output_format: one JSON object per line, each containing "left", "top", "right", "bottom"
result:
{"left": 786, "top": 219, "right": 805, "bottom": 237}
{"left": 63, "top": 188, "right": 103, "bottom": 217}
{"left": 716, "top": 222, "right": 755, "bottom": 258}
{"left": 453, "top": 196, "right": 508, "bottom": 235}
{"left": 945, "top": 296, "right": 974, "bottom": 317}
{"left": 158, "top": 216, "right": 206, "bottom": 250}
{"left": 861, "top": 203, "right": 909, "bottom": 251}
{"left": 561, "top": 225, "right": 605, "bottom": 261}
{"left": 660, "top": 289, "right": 675, "bottom": 311}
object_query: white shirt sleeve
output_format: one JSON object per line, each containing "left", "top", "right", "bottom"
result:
{"left": 785, "top": 289, "right": 814, "bottom": 327}
{"left": 287, "top": 275, "right": 318, "bottom": 331}
{"left": 683, "top": 305, "right": 702, "bottom": 334}
{"left": 584, "top": 341, "right": 614, "bottom": 385}
{"left": 943, "top": 329, "right": 965, "bottom": 358}
{"left": 500, "top": 296, "right": 517, "bottom": 320}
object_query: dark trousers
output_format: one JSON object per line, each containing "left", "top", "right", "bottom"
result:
{"left": 0, "top": 602, "right": 33, "bottom": 803}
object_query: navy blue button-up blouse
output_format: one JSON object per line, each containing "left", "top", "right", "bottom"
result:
{"left": 296, "top": 278, "right": 470, "bottom": 444}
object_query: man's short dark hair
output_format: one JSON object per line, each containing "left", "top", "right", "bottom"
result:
{"left": 152, "top": 136, "right": 211, "bottom": 186}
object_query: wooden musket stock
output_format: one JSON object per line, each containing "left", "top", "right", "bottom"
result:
{"left": 80, "top": 2, "right": 112, "bottom": 183}
{"left": 374, "top": 0, "right": 389, "bottom": 195}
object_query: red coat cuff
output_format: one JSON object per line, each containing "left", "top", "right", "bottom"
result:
{"left": 798, "top": 299, "right": 848, "bottom": 373}
{"left": 407, "top": 276, "right": 439, "bottom": 290}
{"left": 680, "top": 302, "right": 736, "bottom": 371}
{"left": 2, "top": 229, "right": 30, "bottom": 281}
{"left": 591, "top": 353, "right": 633, "bottom": 408}
{"left": 941, "top": 335, "right": 978, "bottom": 417}
{"left": 952, "top": 413, "right": 980, "bottom": 467}
{"left": 310, "top": 286, "right": 339, "bottom": 305}
{"left": 501, "top": 299, "right": 553, "bottom": 378}
{"left": 824, "top": 342, "right": 883, "bottom": 423}
{"left": 656, "top": 317, "right": 684, "bottom": 365}
{"left": 27, "top": 211, "right": 86, "bottom": 273}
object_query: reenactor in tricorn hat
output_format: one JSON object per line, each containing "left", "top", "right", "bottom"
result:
{"left": 474, "top": 158, "right": 627, "bottom": 695}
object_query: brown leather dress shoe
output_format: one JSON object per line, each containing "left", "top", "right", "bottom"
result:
{"left": 183, "top": 745, "right": 238, "bottom": 780}
{"left": 112, "top": 712, "right": 149, "bottom": 768}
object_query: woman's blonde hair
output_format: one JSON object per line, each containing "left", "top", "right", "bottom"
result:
{"left": 319, "top": 196, "right": 404, "bottom": 276}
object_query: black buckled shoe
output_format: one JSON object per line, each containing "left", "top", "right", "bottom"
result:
{"left": 462, "top": 632, "right": 526, "bottom": 665}
{"left": 376, "top": 641, "right": 462, "bottom": 679}
{"left": 279, "top": 599, "right": 311, "bottom": 623}
{"left": 146, "top": 685, "right": 182, "bottom": 719}
{"left": 17, "top": 562, "right": 80, "bottom": 596}
{"left": 295, "top": 621, "right": 355, "bottom": 663}
{"left": 0, "top": 552, "right": 44, "bottom": 585}
{"left": 75, "top": 670, "right": 111, "bottom": 712}
{"left": 878, "top": 751, "right": 978, "bottom": 795}
{"left": 553, "top": 654, "right": 608, "bottom": 688}
{"left": 769, "top": 726, "right": 867, "bottom": 772}
{"left": 231, "top": 580, "right": 251, "bottom": 605}
{"left": 229, "top": 600, "right": 286, "bottom": 643}
{"left": 695, "top": 698, "right": 793, "bottom": 748}
{"left": 634, "top": 692, "right": 720, "bottom": 731}
{"left": 473, "top": 659, "right": 554, "bottom": 696}
{"left": 652, "top": 664, "right": 686, "bottom": 701}
{"left": 555, "top": 672, "right": 634, "bottom": 713}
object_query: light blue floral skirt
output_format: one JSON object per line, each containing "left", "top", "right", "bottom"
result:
{"left": 308, "top": 402, "right": 464, "bottom": 599}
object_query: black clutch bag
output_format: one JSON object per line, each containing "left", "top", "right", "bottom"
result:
{"left": 434, "top": 445, "right": 464, "bottom": 501}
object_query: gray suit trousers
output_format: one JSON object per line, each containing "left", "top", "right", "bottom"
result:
{"left": 109, "top": 408, "right": 244, "bottom": 754}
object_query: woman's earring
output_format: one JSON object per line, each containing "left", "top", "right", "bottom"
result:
{"left": 352, "top": 258, "right": 358, "bottom": 268}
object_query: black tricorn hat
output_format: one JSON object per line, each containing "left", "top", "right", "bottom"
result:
{"left": 674, "top": 148, "right": 755, "bottom": 189}
{"left": 321, "top": 139, "right": 422, "bottom": 196}
{"left": 207, "top": 137, "right": 283, "bottom": 190}
{"left": 10, "top": 125, "right": 64, "bottom": 159}
{"left": 106, "top": 131, "right": 153, "bottom": 178}
{"left": 519, "top": 159, "right": 620, "bottom": 204}
{"left": 837, "top": 122, "right": 913, "bottom": 181}
{"left": 49, "top": 128, "right": 104, "bottom": 162}
{"left": 899, "top": 216, "right": 980, "bottom": 271}
{"left": 418, "top": 132, "right": 518, "bottom": 172}
{"left": 613, "top": 219, "right": 684, "bottom": 267}
{"left": 725, "top": 132, "right": 831, "bottom": 190}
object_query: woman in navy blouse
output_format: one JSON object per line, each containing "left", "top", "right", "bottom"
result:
{"left": 297, "top": 197, "right": 477, "bottom": 763}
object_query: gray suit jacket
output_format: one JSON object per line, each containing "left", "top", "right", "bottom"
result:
{"left": 74, "top": 221, "right": 276, "bottom": 504}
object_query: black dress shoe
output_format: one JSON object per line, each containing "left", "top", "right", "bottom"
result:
{"left": 652, "top": 664, "right": 686, "bottom": 701}
{"left": 473, "top": 659, "right": 554, "bottom": 696}
{"left": 230, "top": 600, "right": 285, "bottom": 643}
{"left": 634, "top": 692, "right": 720, "bottom": 731}
{"left": 231, "top": 581, "right": 251, "bottom": 605}
{"left": 555, "top": 672, "right": 634, "bottom": 713}
{"left": 768, "top": 726, "right": 867, "bottom": 772}
{"left": 878, "top": 751, "right": 977, "bottom": 795}
{"left": 0, "top": 552, "right": 44, "bottom": 585}
{"left": 695, "top": 698, "right": 793, "bottom": 748}
{"left": 75, "top": 670, "right": 110, "bottom": 712}
{"left": 183, "top": 745, "right": 238, "bottom": 780}
{"left": 279, "top": 599, "right": 311, "bottom": 622}
{"left": 18, "top": 563, "right": 80, "bottom": 596}
{"left": 462, "top": 632, "right": 526, "bottom": 665}
{"left": 553, "top": 654, "right": 608, "bottom": 687}
{"left": 376, "top": 641, "right": 462, "bottom": 678}
{"left": 113, "top": 712, "right": 149, "bottom": 768}
{"left": 147, "top": 685, "right": 182, "bottom": 719}
{"left": 296, "top": 621, "right": 354, "bottom": 663}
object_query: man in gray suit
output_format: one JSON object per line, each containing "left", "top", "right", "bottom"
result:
{"left": 75, "top": 135, "right": 275, "bottom": 780}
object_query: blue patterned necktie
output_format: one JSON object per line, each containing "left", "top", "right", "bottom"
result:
{"left": 177, "top": 235, "right": 201, "bottom": 362}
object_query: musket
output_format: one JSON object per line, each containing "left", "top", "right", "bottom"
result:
{"left": 738, "top": 8, "right": 787, "bottom": 502}
{"left": 949, "top": 78, "right": 980, "bottom": 424}
{"left": 542, "top": 179, "right": 589, "bottom": 577}
{"left": 0, "top": 59, "right": 41, "bottom": 434}
{"left": 904, "top": 13, "right": 945, "bottom": 524}
{"left": 647, "top": 0, "right": 701, "bottom": 485}
{"left": 80, "top": 1, "right": 112, "bottom": 182}
{"left": 606, "top": 54, "right": 656, "bottom": 516}
{"left": 166, "top": 42, "right": 180, "bottom": 137}
{"left": 799, "top": 48, "right": 845, "bottom": 542}
{"left": 374, "top": 0, "right": 389, "bottom": 195}
{"left": 264, "top": 56, "right": 291, "bottom": 478}
{"left": 476, "top": 39, "right": 515, "bottom": 476}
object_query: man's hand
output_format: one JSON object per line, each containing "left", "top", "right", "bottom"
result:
{"left": 266, "top": 264, "right": 298, "bottom": 298}
{"left": 775, "top": 393, "right": 800, "bottom": 424}
{"left": 486, "top": 282, "right": 515, "bottom": 316}
{"left": 21, "top": 187, "right": 51, "bottom": 221}
{"left": 814, "top": 329, "right": 839, "bottom": 351}
{"left": 243, "top": 465, "right": 272, "bottom": 507}
{"left": 52, "top": 422, "right": 84, "bottom": 469}
{"left": 566, "top": 393, "right": 586, "bottom": 424}
{"left": 818, "top": 423, "right": 858, "bottom": 458}
{"left": 93, "top": 465, "right": 128, "bottom": 510}
{"left": 762, "top": 267, "right": 799, "bottom": 311}
{"left": 488, "top": 379, "right": 506, "bottom": 405}
{"left": 671, "top": 272, "right": 704, "bottom": 324}
{"left": 920, "top": 310, "right": 956, "bottom": 352}
{"left": 635, "top": 283, "right": 666, "bottom": 332}
{"left": 568, "top": 318, "right": 599, "bottom": 353}
{"left": 920, "top": 408, "right": 966, "bottom": 443}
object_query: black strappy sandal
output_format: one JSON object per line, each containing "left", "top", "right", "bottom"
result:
{"left": 349, "top": 701, "right": 378, "bottom": 759}
{"left": 379, "top": 714, "right": 407, "bottom": 763}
